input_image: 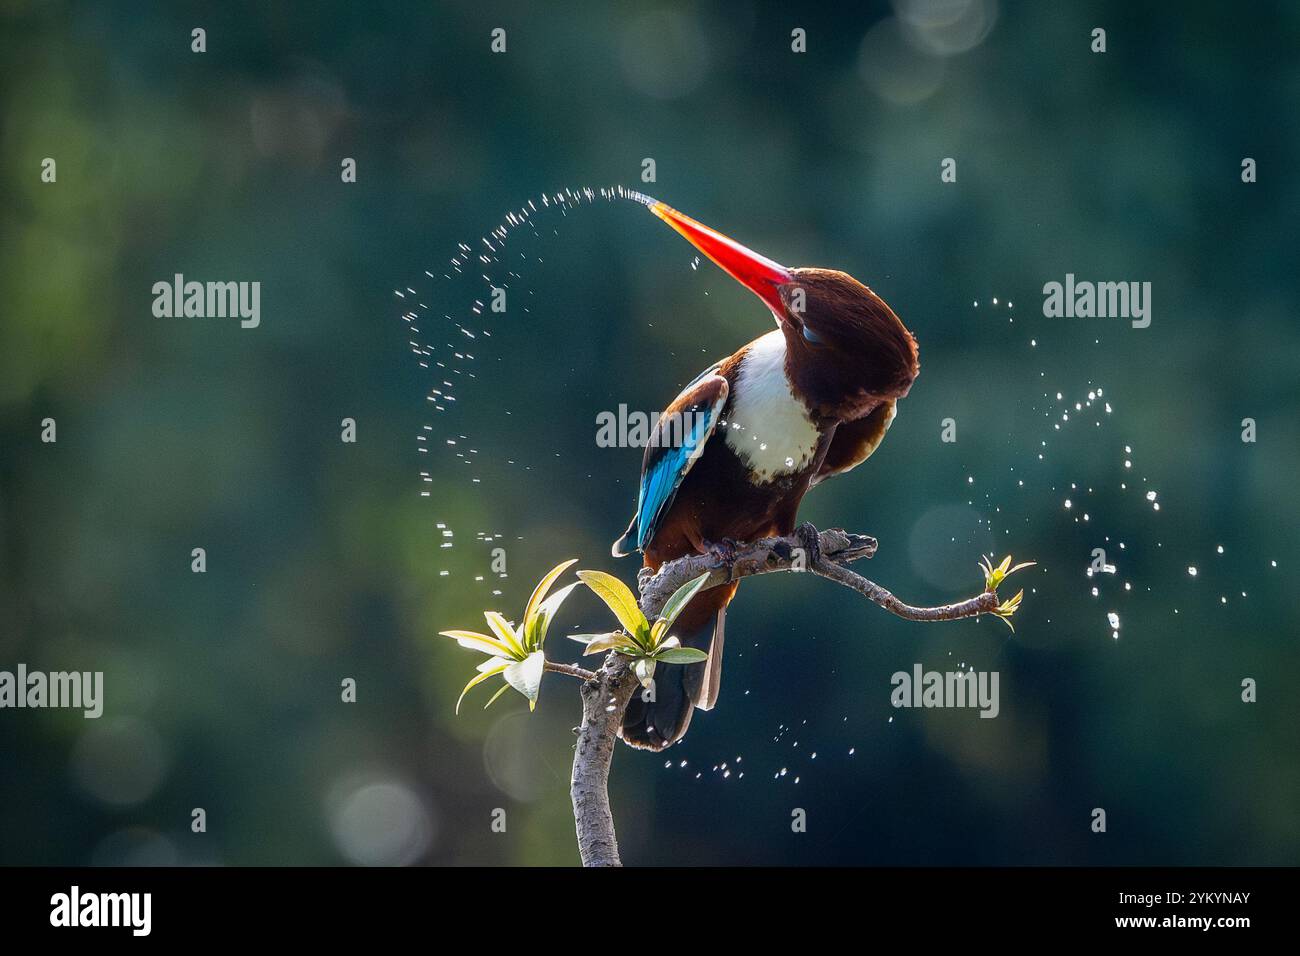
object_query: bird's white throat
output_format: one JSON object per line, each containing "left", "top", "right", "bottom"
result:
{"left": 724, "top": 330, "right": 820, "bottom": 482}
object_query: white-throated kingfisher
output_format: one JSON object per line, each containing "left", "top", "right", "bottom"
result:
{"left": 612, "top": 198, "right": 920, "bottom": 750}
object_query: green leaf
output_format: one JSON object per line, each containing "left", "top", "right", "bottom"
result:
{"left": 653, "top": 647, "right": 709, "bottom": 664}
{"left": 483, "top": 611, "right": 525, "bottom": 658}
{"left": 524, "top": 582, "right": 579, "bottom": 651}
{"left": 438, "top": 630, "right": 514, "bottom": 658}
{"left": 648, "top": 617, "right": 669, "bottom": 648}
{"left": 648, "top": 634, "right": 684, "bottom": 657}
{"left": 567, "top": 633, "right": 612, "bottom": 645}
{"left": 577, "top": 570, "right": 648, "bottom": 641}
{"left": 580, "top": 632, "right": 635, "bottom": 656}
{"left": 991, "top": 588, "right": 1025, "bottom": 632}
{"left": 482, "top": 681, "right": 513, "bottom": 710}
{"left": 657, "top": 571, "right": 712, "bottom": 632}
{"left": 455, "top": 661, "right": 509, "bottom": 714}
{"left": 632, "top": 657, "right": 657, "bottom": 687}
{"left": 522, "top": 559, "right": 578, "bottom": 637}
{"left": 980, "top": 554, "right": 1035, "bottom": 593}
{"left": 503, "top": 650, "right": 546, "bottom": 711}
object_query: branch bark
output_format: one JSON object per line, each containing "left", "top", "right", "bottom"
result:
{"left": 568, "top": 524, "right": 1004, "bottom": 866}
{"left": 544, "top": 661, "right": 597, "bottom": 681}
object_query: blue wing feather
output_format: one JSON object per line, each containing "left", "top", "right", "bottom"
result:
{"left": 630, "top": 370, "right": 728, "bottom": 551}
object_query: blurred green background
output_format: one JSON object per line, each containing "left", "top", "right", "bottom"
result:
{"left": 2, "top": 0, "right": 1297, "bottom": 866}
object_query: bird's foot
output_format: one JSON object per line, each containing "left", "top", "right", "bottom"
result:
{"left": 795, "top": 522, "right": 823, "bottom": 567}
{"left": 706, "top": 537, "right": 740, "bottom": 570}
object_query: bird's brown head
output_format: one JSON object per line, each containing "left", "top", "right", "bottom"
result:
{"left": 647, "top": 199, "right": 919, "bottom": 421}
{"left": 777, "top": 268, "right": 919, "bottom": 420}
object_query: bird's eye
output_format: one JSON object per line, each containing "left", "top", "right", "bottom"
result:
{"left": 801, "top": 324, "right": 824, "bottom": 345}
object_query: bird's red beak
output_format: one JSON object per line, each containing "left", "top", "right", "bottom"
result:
{"left": 647, "top": 200, "right": 793, "bottom": 321}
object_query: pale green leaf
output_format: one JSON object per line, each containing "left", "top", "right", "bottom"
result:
{"left": 482, "top": 681, "right": 513, "bottom": 710}
{"left": 522, "top": 559, "right": 579, "bottom": 632}
{"left": 503, "top": 650, "right": 546, "bottom": 711}
{"left": 525, "top": 582, "right": 579, "bottom": 651}
{"left": 649, "top": 618, "right": 669, "bottom": 648}
{"left": 581, "top": 632, "right": 636, "bottom": 656}
{"left": 483, "top": 611, "right": 525, "bottom": 658}
{"left": 438, "top": 630, "right": 514, "bottom": 658}
{"left": 632, "top": 657, "right": 656, "bottom": 687}
{"left": 456, "top": 661, "right": 509, "bottom": 714}
{"left": 567, "top": 633, "right": 613, "bottom": 645}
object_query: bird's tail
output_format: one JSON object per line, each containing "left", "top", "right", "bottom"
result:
{"left": 620, "top": 580, "right": 738, "bottom": 751}
{"left": 611, "top": 514, "right": 638, "bottom": 558}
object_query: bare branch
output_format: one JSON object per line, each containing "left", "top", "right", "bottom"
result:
{"left": 544, "top": 661, "right": 598, "bottom": 681}
{"left": 569, "top": 523, "right": 1013, "bottom": 866}
{"left": 809, "top": 556, "right": 999, "bottom": 620}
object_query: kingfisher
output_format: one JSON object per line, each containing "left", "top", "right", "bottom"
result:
{"left": 612, "top": 198, "right": 920, "bottom": 751}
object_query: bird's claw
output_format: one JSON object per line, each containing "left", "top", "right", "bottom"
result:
{"left": 795, "top": 522, "right": 822, "bottom": 566}
{"left": 706, "top": 538, "right": 740, "bottom": 569}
